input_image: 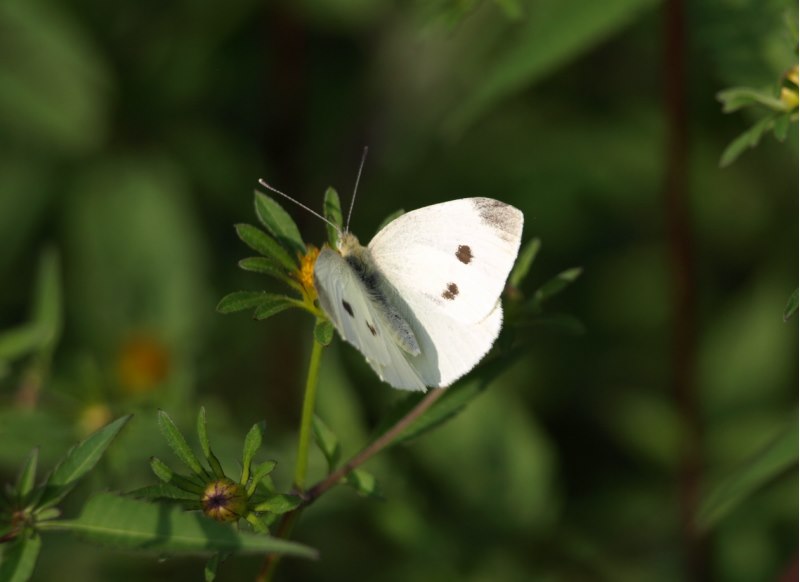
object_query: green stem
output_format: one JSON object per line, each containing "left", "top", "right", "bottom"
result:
{"left": 293, "top": 326, "right": 325, "bottom": 490}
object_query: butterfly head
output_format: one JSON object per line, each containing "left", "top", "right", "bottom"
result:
{"left": 337, "top": 232, "right": 363, "bottom": 257}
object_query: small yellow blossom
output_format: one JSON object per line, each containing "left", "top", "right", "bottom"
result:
{"left": 295, "top": 245, "right": 320, "bottom": 299}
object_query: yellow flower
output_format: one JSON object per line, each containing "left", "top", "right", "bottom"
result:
{"left": 295, "top": 245, "right": 320, "bottom": 300}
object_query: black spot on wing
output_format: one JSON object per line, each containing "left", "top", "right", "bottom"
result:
{"left": 366, "top": 321, "right": 378, "bottom": 336}
{"left": 342, "top": 300, "right": 354, "bottom": 317}
{"left": 456, "top": 245, "right": 473, "bottom": 264}
{"left": 442, "top": 282, "right": 459, "bottom": 300}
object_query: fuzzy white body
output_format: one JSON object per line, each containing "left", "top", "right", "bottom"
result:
{"left": 313, "top": 197, "right": 523, "bottom": 390}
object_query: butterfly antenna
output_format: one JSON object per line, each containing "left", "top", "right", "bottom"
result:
{"left": 345, "top": 146, "right": 368, "bottom": 233}
{"left": 257, "top": 179, "right": 342, "bottom": 235}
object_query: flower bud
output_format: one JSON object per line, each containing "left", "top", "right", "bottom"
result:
{"left": 201, "top": 479, "right": 248, "bottom": 522}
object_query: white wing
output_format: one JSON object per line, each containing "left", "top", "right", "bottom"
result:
{"left": 369, "top": 198, "right": 522, "bottom": 387}
{"left": 368, "top": 198, "right": 523, "bottom": 324}
{"left": 314, "top": 247, "right": 427, "bottom": 391}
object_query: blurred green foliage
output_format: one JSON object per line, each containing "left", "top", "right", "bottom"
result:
{"left": 0, "top": 0, "right": 797, "bottom": 580}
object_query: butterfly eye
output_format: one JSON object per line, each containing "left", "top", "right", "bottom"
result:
{"left": 455, "top": 245, "right": 473, "bottom": 264}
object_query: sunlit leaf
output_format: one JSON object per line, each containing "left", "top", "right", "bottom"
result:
{"left": 234, "top": 224, "right": 296, "bottom": 270}
{"left": 254, "top": 192, "right": 306, "bottom": 257}
{"left": 59, "top": 493, "right": 317, "bottom": 558}
{"left": 38, "top": 415, "right": 131, "bottom": 509}
{"left": 324, "top": 187, "right": 343, "bottom": 248}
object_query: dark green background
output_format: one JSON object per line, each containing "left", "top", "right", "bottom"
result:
{"left": 0, "top": 0, "right": 797, "bottom": 580}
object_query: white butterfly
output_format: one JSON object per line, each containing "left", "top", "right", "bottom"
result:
{"left": 313, "top": 197, "right": 523, "bottom": 391}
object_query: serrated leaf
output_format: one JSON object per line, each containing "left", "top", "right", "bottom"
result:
{"left": 532, "top": 267, "right": 582, "bottom": 307}
{"left": 253, "top": 296, "right": 296, "bottom": 320}
{"left": 59, "top": 493, "right": 317, "bottom": 558}
{"left": 372, "top": 349, "right": 523, "bottom": 447}
{"left": 0, "top": 533, "right": 41, "bottom": 582}
{"left": 240, "top": 421, "right": 265, "bottom": 485}
{"left": 197, "top": 408, "right": 225, "bottom": 478}
{"left": 698, "top": 425, "right": 798, "bottom": 531}
{"left": 509, "top": 238, "right": 541, "bottom": 289}
{"left": 254, "top": 192, "right": 306, "bottom": 257}
{"left": 720, "top": 116, "right": 775, "bottom": 167}
{"left": 345, "top": 469, "right": 382, "bottom": 499}
{"left": 38, "top": 415, "right": 131, "bottom": 509}
{"left": 234, "top": 224, "right": 296, "bottom": 270}
{"left": 312, "top": 416, "right": 341, "bottom": 473}
{"left": 375, "top": 209, "right": 404, "bottom": 234}
{"left": 313, "top": 320, "right": 334, "bottom": 346}
{"left": 15, "top": 448, "right": 38, "bottom": 501}
{"left": 237, "top": 257, "right": 290, "bottom": 283}
{"left": 783, "top": 289, "right": 798, "bottom": 322}
{"left": 0, "top": 324, "right": 46, "bottom": 362}
{"left": 216, "top": 291, "right": 271, "bottom": 314}
{"left": 323, "top": 187, "right": 343, "bottom": 248}
{"left": 252, "top": 494, "right": 301, "bottom": 514}
{"left": 157, "top": 411, "right": 206, "bottom": 477}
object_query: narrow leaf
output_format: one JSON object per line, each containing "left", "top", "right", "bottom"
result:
{"left": 252, "top": 494, "right": 301, "bottom": 514}
{"left": 237, "top": 257, "right": 290, "bottom": 283}
{"left": 323, "top": 187, "right": 343, "bottom": 248}
{"left": 783, "top": 289, "right": 798, "bottom": 322}
{"left": 253, "top": 296, "right": 296, "bottom": 320}
{"left": 128, "top": 483, "right": 200, "bottom": 504}
{"left": 157, "top": 410, "right": 206, "bottom": 477}
{"left": 241, "top": 421, "right": 265, "bottom": 485}
{"left": 15, "top": 449, "right": 39, "bottom": 502}
{"left": 217, "top": 291, "right": 275, "bottom": 314}
{"left": 197, "top": 408, "right": 225, "bottom": 478}
{"left": 312, "top": 416, "right": 341, "bottom": 473}
{"left": 345, "top": 469, "right": 382, "bottom": 499}
{"left": 234, "top": 224, "right": 296, "bottom": 270}
{"left": 149, "top": 457, "right": 175, "bottom": 483}
{"left": 254, "top": 192, "right": 306, "bottom": 256}
{"left": 698, "top": 425, "right": 798, "bottom": 531}
{"left": 38, "top": 415, "right": 131, "bottom": 509}
{"left": 532, "top": 267, "right": 583, "bottom": 306}
{"left": 0, "top": 533, "right": 41, "bottom": 582}
{"left": 313, "top": 320, "right": 334, "bottom": 346}
{"left": 246, "top": 461, "right": 278, "bottom": 496}
{"left": 720, "top": 116, "right": 775, "bottom": 167}
{"left": 59, "top": 493, "right": 317, "bottom": 558}
{"left": 509, "top": 238, "right": 541, "bottom": 289}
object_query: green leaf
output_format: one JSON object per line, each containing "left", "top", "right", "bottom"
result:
{"left": 312, "top": 415, "right": 341, "bottom": 473}
{"left": 783, "top": 289, "right": 798, "bottom": 322}
{"left": 157, "top": 410, "right": 206, "bottom": 477}
{"left": 149, "top": 457, "right": 175, "bottom": 482}
{"left": 719, "top": 116, "right": 775, "bottom": 167}
{"left": 375, "top": 209, "right": 405, "bottom": 234}
{"left": 128, "top": 483, "right": 200, "bottom": 505}
{"left": 240, "top": 421, "right": 265, "bottom": 485}
{"left": 234, "top": 224, "right": 296, "bottom": 270}
{"left": 59, "top": 493, "right": 317, "bottom": 558}
{"left": 204, "top": 553, "right": 221, "bottom": 582}
{"left": 31, "top": 247, "right": 62, "bottom": 352}
{"left": 0, "top": 533, "right": 41, "bottom": 582}
{"left": 531, "top": 267, "right": 583, "bottom": 307}
{"left": 246, "top": 461, "right": 277, "bottom": 496}
{"left": 253, "top": 296, "right": 296, "bottom": 320}
{"left": 254, "top": 192, "right": 306, "bottom": 257}
{"left": 509, "top": 238, "right": 541, "bottom": 289}
{"left": 698, "top": 425, "right": 798, "bottom": 531}
{"left": 717, "top": 86, "right": 788, "bottom": 113}
{"left": 217, "top": 291, "right": 279, "bottom": 315}
{"left": 38, "top": 415, "right": 131, "bottom": 509}
{"left": 773, "top": 113, "right": 791, "bottom": 141}
{"left": 237, "top": 257, "right": 290, "bottom": 283}
{"left": 252, "top": 494, "right": 302, "bottom": 514}
{"left": 373, "top": 349, "right": 523, "bottom": 447}
{"left": 15, "top": 448, "right": 38, "bottom": 501}
{"left": 345, "top": 469, "right": 382, "bottom": 499}
{"left": 313, "top": 319, "right": 334, "bottom": 346}
{"left": 197, "top": 408, "right": 225, "bottom": 478}
{"left": 0, "top": 324, "right": 46, "bottom": 362}
{"left": 323, "top": 187, "right": 343, "bottom": 248}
